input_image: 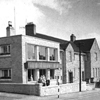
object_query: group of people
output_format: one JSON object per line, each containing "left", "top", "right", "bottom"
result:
{"left": 38, "top": 75, "right": 50, "bottom": 86}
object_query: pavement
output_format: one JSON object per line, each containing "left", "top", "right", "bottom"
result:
{"left": 0, "top": 88, "right": 100, "bottom": 100}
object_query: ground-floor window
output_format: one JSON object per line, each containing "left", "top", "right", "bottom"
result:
{"left": 39, "top": 69, "right": 46, "bottom": 77}
{"left": 28, "top": 69, "right": 56, "bottom": 82}
{"left": 28, "top": 69, "right": 35, "bottom": 81}
{"left": 0, "top": 69, "right": 11, "bottom": 79}
{"left": 82, "top": 71, "right": 85, "bottom": 81}
{"left": 50, "top": 69, "right": 54, "bottom": 79}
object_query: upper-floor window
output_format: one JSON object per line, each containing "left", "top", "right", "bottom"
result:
{"left": 69, "top": 51, "right": 72, "bottom": 62}
{"left": 0, "top": 69, "right": 11, "bottom": 79}
{"left": 49, "top": 48, "right": 56, "bottom": 61}
{"left": 39, "top": 46, "right": 46, "bottom": 60}
{"left": 94, "top": 52, "right": 97, "bottom": 61}
{"left": 0, "top": 44, "right": 10, "bottom": 55}
{"left": 27, "top": 44, "right": 35, "bottom": 60}
{"left": 60, "top": 51, "right": 63, "bottom": 64}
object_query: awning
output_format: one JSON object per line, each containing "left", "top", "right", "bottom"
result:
{"left": 24, "top": 61, "right": 61, "bottom": 69}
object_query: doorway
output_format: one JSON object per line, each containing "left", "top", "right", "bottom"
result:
{"left": 69, "top": 71, "right": 73, "bottom": 83}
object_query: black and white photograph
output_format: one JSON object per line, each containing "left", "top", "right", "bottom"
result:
{"left": 0, "top": 0, "right": 100, "bottom": 100}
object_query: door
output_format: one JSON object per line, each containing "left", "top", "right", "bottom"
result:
{"left": 69, "top": 71, "right": 73, "bottom": 83}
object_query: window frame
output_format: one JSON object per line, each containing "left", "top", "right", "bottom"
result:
{"left": 27, "top": 44, "right": 36, "bottom": 60}
{"left": 49, "top": 48, "right": 56, "bottom": 61}
{"left": 0, "top": 68, "right": 12, "bottom": 81}
{"left": 0, "top": 44, "right": 11, "bottom": 56}
{"left": 94, "top": 52, "right": 97, "bottom": 61}
{"left": 39, "top": 46, "right": 47, "bottom": 61}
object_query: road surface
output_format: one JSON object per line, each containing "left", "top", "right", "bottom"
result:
{"left": 0, "top": 89, "right": 100, "bottom": 100}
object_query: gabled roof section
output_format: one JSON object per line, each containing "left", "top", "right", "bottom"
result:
{"left": 60, "top": 42, "right": 79, "bottom": 52}
{"left": 74, "top": 38, "right": 95, "bottom": 52}
{"left": 34, "top": 33, "right": 68, "bottom": 44}
{"left": 60, "top": 42, "right": 69, "bottom": 50}
{"left": 70, "top": 42, "right": 79, "bottom": 52}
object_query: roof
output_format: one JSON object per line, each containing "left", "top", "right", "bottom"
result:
{"left": 60, "top": 42, "right": 79, "bottom": 52}
{"left": 70, "top": 42, "right": 79, "bottom": 52}
{"left": 26, "top": 32, "right": 95, "bottom": 52}
{"left": 34, "top": 33, "right": 68, "bottom": 44}
{"left": 74, "top": 38, "right": 95, "bottom": 52}
{"left": 60, "top": 42, "right": 69, "bottom": 50}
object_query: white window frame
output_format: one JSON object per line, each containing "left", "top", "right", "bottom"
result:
{"left": 27, "top": 44, "right": 36, "bottom": 60}
{"left": 49, "top": 48, "right": 56, "bottom": 61}
{"left": 39, "top": 46, "right": 46, "bottom": 61}
{"left": 0, "top": 44, "right": 11, "bottom": 56}
{"left": 0, "top": 68, "right": 12, "bottom": 81}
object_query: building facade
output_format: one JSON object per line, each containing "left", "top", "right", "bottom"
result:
{"left": 0, "top": 22, "right": 100, "bottom": 85}
{"left": 61, "top": 34, "right": 100, "bottom": 84}
{"left": 0, "top": 22, "right": 61, "bottom": 84}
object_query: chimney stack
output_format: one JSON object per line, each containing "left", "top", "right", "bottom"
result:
{"left": 6, "top": 21, "right": 15, "bottom": 37}
{"left": 25, "top": 22, "right": 36, "bottom": 36}
{"left": 70, "top": 34, "right": 76, "bottom": 42}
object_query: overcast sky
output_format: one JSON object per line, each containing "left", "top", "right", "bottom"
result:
{"left": 0, "top": 0, "right": 100, "bottom": 46}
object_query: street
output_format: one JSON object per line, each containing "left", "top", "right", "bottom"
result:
{"left": 0, "top": 89, "right": 100, "bottom": 100}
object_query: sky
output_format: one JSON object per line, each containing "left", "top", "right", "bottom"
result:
{"left": 0, "top": 0, "right": 100, "bottom": 47}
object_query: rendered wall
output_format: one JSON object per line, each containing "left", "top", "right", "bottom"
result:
{"left": 0, "top": 82, "right": 86, "bottom": 96}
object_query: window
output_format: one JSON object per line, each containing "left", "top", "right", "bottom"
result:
{"left": 0, "top": 44, "right": 10, "bottom": 55}
{"left": 94, "top": 52, "right": 97, "bottom": 61}
{"left": 40, "top": 69, "right": 46, "bottom": 77}
{"left": 93, "top": 68, "right": 94, "bottom": 77}
{"left": 39, "top": 46, "right": 46, "bottom": 60}
{"left": 49, "top": 48, "right": 56, "bottom": 61}
{"left": 74, "top": 54, "right": 75, "bottom": 60}
{"left": 28, "top": 69, "right": 35, "bottom": 81}
{"left": 0, "top": 69, "right": 11, "bottom": 79}
{"left": 27, "top": 44, "right": 35, "bottom": 60}
{"left": 98, "top": 68, "right": 99, "bottom": 77}
{"left": 50, "top": 69, "right": 54, "bottom": 79}
{"left": 96, "top": 68, "right": 97, "bottom": 77}
{"left": 68, "top": 51, "right": 72, "bottom": 62}
{"left": 82, "top": 71, "right": 85, "bottom": 81}
{"left": 60, "top": 51, "right": 63, "bottom": 64}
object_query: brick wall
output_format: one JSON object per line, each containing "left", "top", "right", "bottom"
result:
{"left": 0, "top": 35, "right": 23, "bottom": 83}
{"left": 0, "top": 83, "right": 40, "bottom": 95}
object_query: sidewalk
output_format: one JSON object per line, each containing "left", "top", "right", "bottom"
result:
{"left": 0, "top": 88, "right": 99, "bottom": 100}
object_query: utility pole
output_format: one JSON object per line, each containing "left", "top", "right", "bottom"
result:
{"left": 79, "top": 43, "right": 81, "bottom": 92}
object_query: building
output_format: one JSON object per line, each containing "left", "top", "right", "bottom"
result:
{"left": 61, "top": 34, "right": 100, "bottom": 84}
{"left": 0, "top": 22, "right": 100, "bottom": 85}
{"left": 0, "top": 22, "right": 63, "bottom": 84}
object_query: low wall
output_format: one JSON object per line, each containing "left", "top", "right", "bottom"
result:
{"left": 40, "top": 82, "right": 87, "bottom": 96}
{"left": 0, "top": 83, "right": 41, "bottom": 96}
{"left": 0, "top": 82, "right": 86, "bottom": 96}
